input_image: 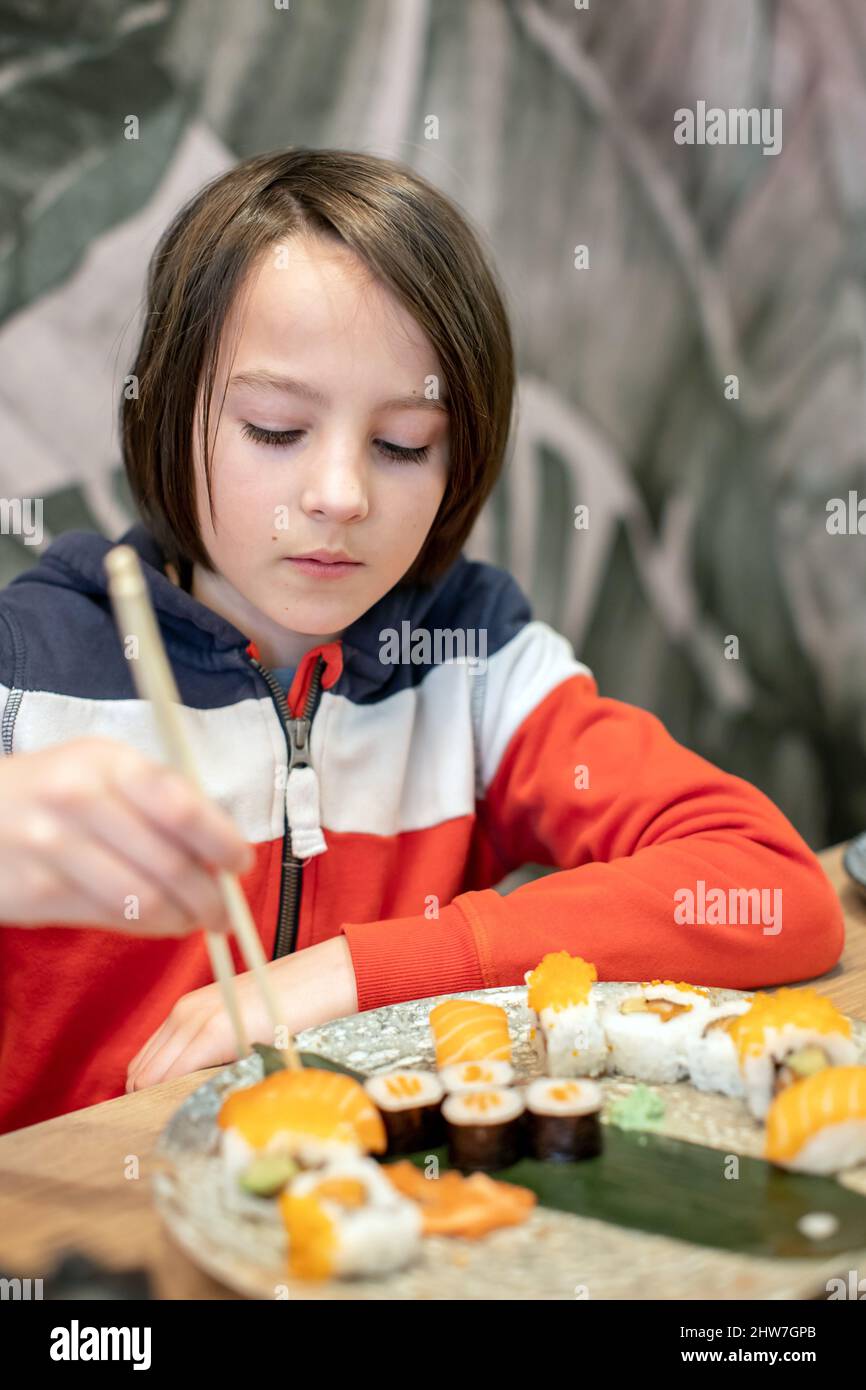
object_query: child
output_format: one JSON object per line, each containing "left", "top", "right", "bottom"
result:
{"left": 0, "top": 148, "right": 843, "bottom": 1133}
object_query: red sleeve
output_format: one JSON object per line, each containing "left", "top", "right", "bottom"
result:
{"left": 341, "top": 670, "right": 843, "bottom": 1010}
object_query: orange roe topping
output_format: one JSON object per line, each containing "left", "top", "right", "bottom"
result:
{"left": 527, "top": 952, "right": 597, "bottom": 1012}
{"left": 727, "top": 987, "right": 851, "bottom": 1061}
{"left": 461, "top": 1064, "right": 488, "bottom": 1082}
{"left": 641, "top": 979, "right": 711, "bottom": 997}
{"left": 464, "top": 1091, "right": 504, "bottom": 1114}
{"left": 385, "top": 1073, "right": 424, "bottom": 1099}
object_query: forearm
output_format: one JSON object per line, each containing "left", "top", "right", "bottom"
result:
{"left": 458, "top": 830, "right": 843, "bottom": 989}
{"left": 274, "top": 934, "right": 359, "bottom": 1032}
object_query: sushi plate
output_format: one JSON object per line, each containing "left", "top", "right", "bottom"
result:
{"left": 152, "top": 983, "right": 866, "bottom": 1301}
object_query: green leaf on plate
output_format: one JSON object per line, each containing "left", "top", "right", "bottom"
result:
{"left": 298, "top": 1051, "right": 367, "bottom": 1083}
{"left": 250, "top": 1043, "right": 365, "bottom": 1083}
{"left": 402, "top": 1130, "right": 866, "bottom": 1260}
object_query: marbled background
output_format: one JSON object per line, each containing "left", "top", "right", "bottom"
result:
{"left": 1, "top": 0, "right": 864, "bottom": 849}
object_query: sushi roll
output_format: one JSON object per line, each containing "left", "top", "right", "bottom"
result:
{"left": 765, "top": 1066, "right": 866, "bottom": 1175}
{"left": 429, "top": 998, "right": 511, "bottom": 1068}
{"left": 525, "top": 952, "right": 607, "bottom": 1078}
{"left": 603, "top": 980, "right": 712, "bottom": 1084}
{"left": 726, "top": 987, "right": 858, "bottom": 1121}
{"left": 684, "top": 998, "right": 754, "bottom": 1099}
{"left": 438, "top": 1060, "right": 515, "bottom": 1093}
{"left": 218, "top": 1067, "right": 386, "bottom": 1186}
{"left": 525, "top": 1077, "right": 603, "bottom": 1161}
{"left": 442, "top": 1087, "right": 526, "bottom": 1172}
{"left": 522, "top": 968, "right": 547, "bottom": 1066}
{"left": 279, "top": 1153, "right": 423, "bottom": 1280}
{"left": 363, "top": 1070, "right": 445, "bottom": 1154}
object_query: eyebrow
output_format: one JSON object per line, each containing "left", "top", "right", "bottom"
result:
{"left": 227, "top": 369, "right": 449, "bottom": 414}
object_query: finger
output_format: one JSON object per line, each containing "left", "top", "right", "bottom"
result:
{"left": 110, "top": 754, "right": 254, "bottom": 875}
{"left": 71, "top": 788, "right": 232, "bottom": 934}
{"left": 128, "top": 1018, "right": 199, "bottom": 1090}
{"left": 157, "top": 1018, "right": 235, "bottom": 1084}
{"left": 126, "top": 1017, "right": 173, "bottom": 1085}
{"left": 132, "top": 1011, "right": 221, "bottom": 1090}
{"left": 31, "top": 875, "right": 133, "bottom": 934}
{"left": 128, "top": 985, "right": 217, "bottom": 1080}
{"left": 160, "top": 997, "right": 266, "bottom": 1083}
{"left": 42, "top": 826, "right": 198, "bottom": 936}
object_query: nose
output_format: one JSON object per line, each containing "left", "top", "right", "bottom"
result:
{"left": 299, "top": 438, "right": 370, "bottom": 524}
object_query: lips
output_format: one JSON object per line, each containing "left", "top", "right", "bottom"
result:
{"left": 285, "top": 552, "right": 362, "bottom": 579}
{"left": 292, "top": 550, "right": 358, "bottom": 564}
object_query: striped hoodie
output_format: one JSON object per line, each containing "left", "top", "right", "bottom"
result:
{"left": 0, "top": 522, "right": 844, "bottom": 1132}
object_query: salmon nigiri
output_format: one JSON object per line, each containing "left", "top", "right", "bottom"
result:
{"left": 765, "top": 1065, "right": 866, "bottom": 1174}
{"left": 727, "top": 987, "right": 857, "bottom": 1120}
{"left": 218, "top": 1067, "right": 386, "bottom": 1181}
{"left": 429, "top": 999, "right": 512, "bottom": 1068}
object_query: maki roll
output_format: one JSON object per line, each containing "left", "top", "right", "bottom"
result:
{"left": 218, "top": 1067, "right": 386, "bottom": 1186}
{"left": 442, "top": 1087, "right": 526, "bottom": 1172}
{"left": 726, "top": 987, "right": 857, "bottom": 1120}
{"left": 603, "top": 980, "right": 712, "bottom": 1084}
{"left": 765, "top": 1066, "right": 866, "bottom": 1175}
{"left": 364, "top": 1070, "right": 445, "bottom": 1154}
{"left": 526, "top": 952, "right": 607, "bottom": 1078}
{"left": 429, "top": 998, "right": 511, "bottom": 1068}
{"left": 438, "top": 1060, "right": 515, "bottom": 1093}
{"left": 525, "top": 1077, "right": 603, "bottom": 1161}
{"left": 684, "top": 998, "right": 754, "bottom": 1099}
{"left": 279, "top": 1153, "right": 422, "bottom": 1280}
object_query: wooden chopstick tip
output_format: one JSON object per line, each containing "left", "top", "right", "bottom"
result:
{"left": 104, "top": 544, "right": 148, "bottom": 598}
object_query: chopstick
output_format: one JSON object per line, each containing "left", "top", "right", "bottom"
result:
{"left": 104, "top": 544, "right": 301, "bottom": 1071}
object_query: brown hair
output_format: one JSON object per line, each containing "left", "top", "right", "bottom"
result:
{"left": 121, "top": 147, "right": 515, "bottom": 587}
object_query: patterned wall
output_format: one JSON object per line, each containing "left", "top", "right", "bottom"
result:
{"left": 1, "top": 0, "right": 864, "bottom": 849}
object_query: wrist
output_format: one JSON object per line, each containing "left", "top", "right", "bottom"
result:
{"left": 317, "top": 934, "right": 358, "bottom": 1018}
{"left": 272, "top": 934, "right": 359, "bottom": 1032}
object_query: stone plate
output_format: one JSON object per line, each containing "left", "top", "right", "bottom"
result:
{"left": 152, "top": 984, "right": 866, "bottom": 1300}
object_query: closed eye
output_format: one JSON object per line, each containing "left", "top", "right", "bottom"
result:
{"left": 241, "top": 423, "right": 430, "bottom": 463}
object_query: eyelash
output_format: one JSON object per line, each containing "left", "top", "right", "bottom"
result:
{"left": 240, "top": 423, "right": 430, "bottom": 464}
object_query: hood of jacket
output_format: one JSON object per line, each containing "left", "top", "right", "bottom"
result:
{"left": 1, "top": 521, "right": 514, "bottom": 703}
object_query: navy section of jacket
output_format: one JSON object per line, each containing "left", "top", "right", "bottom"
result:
{"left": 0, "top": 521, "right": 530, "bottom": 731}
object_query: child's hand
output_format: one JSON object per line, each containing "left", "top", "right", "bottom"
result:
{"left": 125, "top": 936, "right": 359, "bottom": 1090}
{"left": 0, "top": 736, "right": 253, "bottom": 935}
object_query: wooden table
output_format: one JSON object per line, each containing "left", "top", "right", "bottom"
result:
{"left": 1, "top": 843, "right": 865, "bottom": 1300}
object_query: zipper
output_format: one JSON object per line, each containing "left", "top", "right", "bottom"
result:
{"left": 248, "top": 652, "right": 326, "bottom": 960}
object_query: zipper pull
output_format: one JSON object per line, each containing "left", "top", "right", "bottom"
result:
{"left": 285, "top": 717, "right": 327, "bottom": 860}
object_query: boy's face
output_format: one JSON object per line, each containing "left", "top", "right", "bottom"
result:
{"left": 191, "top": 234, "right": 450, "bottom": 641}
